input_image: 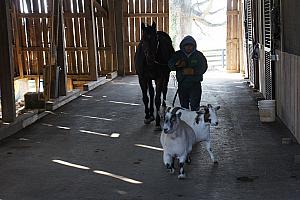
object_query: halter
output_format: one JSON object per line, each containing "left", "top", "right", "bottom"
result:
{"left": 142, "top": 34, "right": 167, "bottom": 66}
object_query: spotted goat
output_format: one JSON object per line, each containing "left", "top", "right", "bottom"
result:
{"left": 160, "top": 104, "right": 220, "bottom": 179}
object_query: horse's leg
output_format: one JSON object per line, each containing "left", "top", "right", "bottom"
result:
{"left": 162, "top": 72, "right": 170, "bottom": 108}
{"left": 148, "top": 80, "right": 155, "bottom": 121}
{"left": 138, "top": 78, "right": 151, "bottom": 124}
{"left": 154, "top": 79, "right": 163, "bottom": 130}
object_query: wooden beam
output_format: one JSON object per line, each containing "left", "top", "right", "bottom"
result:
{"left": 108, "top": 0, "right": 118, "bottom": 72}
{"left": 102, "top": 0, "right": 113, "bottom": 73}
{"left": 94, "top": 0, "right": 108, "bottom": 17}
{"left": 85, "top": 0, "right": 98, "bottom": 80}
{"left": 0, "top": 0, "right": 16, "bottom": 122}
{"left": 63, "top": 12, "right": 87, "bottom": 18}
{"left": 12, "top": 2, "right": 24, "bottom": 78}
{"left": 115, "top": 0, "right": 125, "bottom": 76}
{"left": 47, "top": 0, "right": 60, "bottom": 99}
{"left": 57, "top": 0, "right": 67, "bottom": 96}
{"left": 17, "top": 13, "right": 52, "bottom": 18}
{"left": 124, "top": 13, "right": 169, "bottom": 18}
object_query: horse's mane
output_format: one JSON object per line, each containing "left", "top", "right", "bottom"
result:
{"left": 135, "top": 29, "right": 174, "bottom": 75}
{"left": 157, "top": 31, "right": 173, "bottom": 47}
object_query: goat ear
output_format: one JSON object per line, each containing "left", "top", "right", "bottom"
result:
{"left": 176, "top": 112, "right": 182, "bottom": 119}
{"left": 196, "top": 110, "right": 205, "bottom": 114}
{"left": 141, "top": 22, "right": 146, "bottom": 30}
{"left": 152, "top": 21, "right": 156, "bottom": 30}
{"left": 216, "top": 106, "right": 221, "bottom": 110}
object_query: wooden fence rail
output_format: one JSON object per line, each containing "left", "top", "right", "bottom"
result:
{"left": 203, "top": 49, "right": 227, "bottom": 69}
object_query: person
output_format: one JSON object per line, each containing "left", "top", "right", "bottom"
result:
{"left": 168, "top": 35, "right": 208, "bottom": 111}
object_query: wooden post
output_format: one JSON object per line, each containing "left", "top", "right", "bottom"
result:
{"left": 57, "top": 0, "right": 67, "bottom": 96}
{"left": 102, "top": 0, "right": 113, "bottom": 73}
{"left": 238, "top": 0, "right": 246, "bottom": 74}
{"left": 115, "top": 0, "right": 125, "bottom": 76}
{"left": 123, "top": 0, "right": 129, "bottom": 74}
{"left": 12, "top": 2, "right": 24, "bottom": 79}
{"left": 85, "top": 0, "right": 98, "bottom": 80}
{"left": 108, "top": 0, "right": 118, "bottom": 72}
{"left": 0, "top": 0, "right": 16, "bottom": 122}
{"left": 47, "top": 0, "right": 60, "bottom": 99}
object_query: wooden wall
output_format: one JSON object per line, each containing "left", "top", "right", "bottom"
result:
{"left": 275, "top": 51, "right": 300, "bottom": 143}
{"left": 123, "top": 0, "right": 169, "bottom": 75}
{"left": 11, "top": 0, "right": 115, "bottom": 81}
{"left": 274, "top": 0, "right": 300, "bottom": 142}
{"left": 12, "top": 0, "right": 53, "bottom": 79}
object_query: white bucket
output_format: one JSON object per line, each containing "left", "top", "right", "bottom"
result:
{"left": 258, "top": 100, "right": 276, "bottom": 122}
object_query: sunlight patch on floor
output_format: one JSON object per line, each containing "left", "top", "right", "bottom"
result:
{"left": 93, "top": 170, "right": 143, "bottom": 184}
{"left": 81, "top": 94, "right": 93, "bottom": 98}
{"left": 52, "top": 159, "right": 142, "bottom": 184}
{"left": 112, "top": 82, "right": 140, "bottom": 86}
{"left": 110, "top": 133, "right": 120, "bottom": 138}
{"left": 52, "top": 160, "right": 90, "bottom": 170}
{"left": 56, "top": 126, "right": 71, "bottom": 130}
{"left": 79, "top": 129, "right": 110, "bottom": 137}
{"left": 75, "top": 114, "right": 113, "bottom": 121}
{"left": 41, "top": 123, "right": 54, "bottom": 127}
{"left": 108, "top": 100, "right": 140, "bottom": 106}
{"left": 135, "top": 144, "right": 163, "bottom": 151}
{"left": 79, "top": 130, "right": 120, "bottom": 138}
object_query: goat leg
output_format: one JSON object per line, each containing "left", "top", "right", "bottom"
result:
{"left": 163, "top": 153, "right": 175, "bottom": 173}
{"left": 166, "top": 163, "right": 175, "bottom": 174}
{"left": 204, "top": 141, "right": 218, "bottom": 164}
{"left": 178, "top": 162, "right": 186, "bottom": 179}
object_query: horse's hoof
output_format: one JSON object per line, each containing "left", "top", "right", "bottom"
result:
{"left": 154, "top": 126, "right": 162, "bottom": 131}
{"left": 144, "top": 116, "right": 155, "bottom": 124}
{"left": 186, "top": 157, "right": 191, "bottom": 164}
{"left": 144, "top": 118, "right": 151, "bottom": 124}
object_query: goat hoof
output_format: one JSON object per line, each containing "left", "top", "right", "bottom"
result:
{"left": 167, "top": 168, "right": 175, "bottom": 174}
{"left": 213, "top": 161, "right": 219, "bottom": 165}
{"left": 178, "top": 174, "right": 186, "bottom": 179}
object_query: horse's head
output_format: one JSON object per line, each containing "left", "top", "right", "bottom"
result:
{"left": 141, "top": 22, "right": 158, "bottom": 65}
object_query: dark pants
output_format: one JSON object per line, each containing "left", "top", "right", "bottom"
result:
{"left": 178, "top": 82, "right": 202, "bottom": 111}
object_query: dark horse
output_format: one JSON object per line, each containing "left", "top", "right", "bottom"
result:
{"left": 135, "top": 22, "right": 175, "bottom": 130}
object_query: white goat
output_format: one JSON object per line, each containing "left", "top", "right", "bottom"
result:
{"left": 160, "top": 105, "right": 220, "bottom": 179}
{"left": 160, "top": 107, "right": 196, "bottom": 179}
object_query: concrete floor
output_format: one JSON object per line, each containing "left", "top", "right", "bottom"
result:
{"left": 0, "top": 71, "right": 300, "bottom": 200}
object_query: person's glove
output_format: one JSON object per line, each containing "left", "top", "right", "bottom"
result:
{"left": 175, "top": 59, "right": 186, "bottom": 68}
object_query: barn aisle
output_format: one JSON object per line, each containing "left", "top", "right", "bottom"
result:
{"left": 0, "top": 71, "right": 299, "bottom": 200}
